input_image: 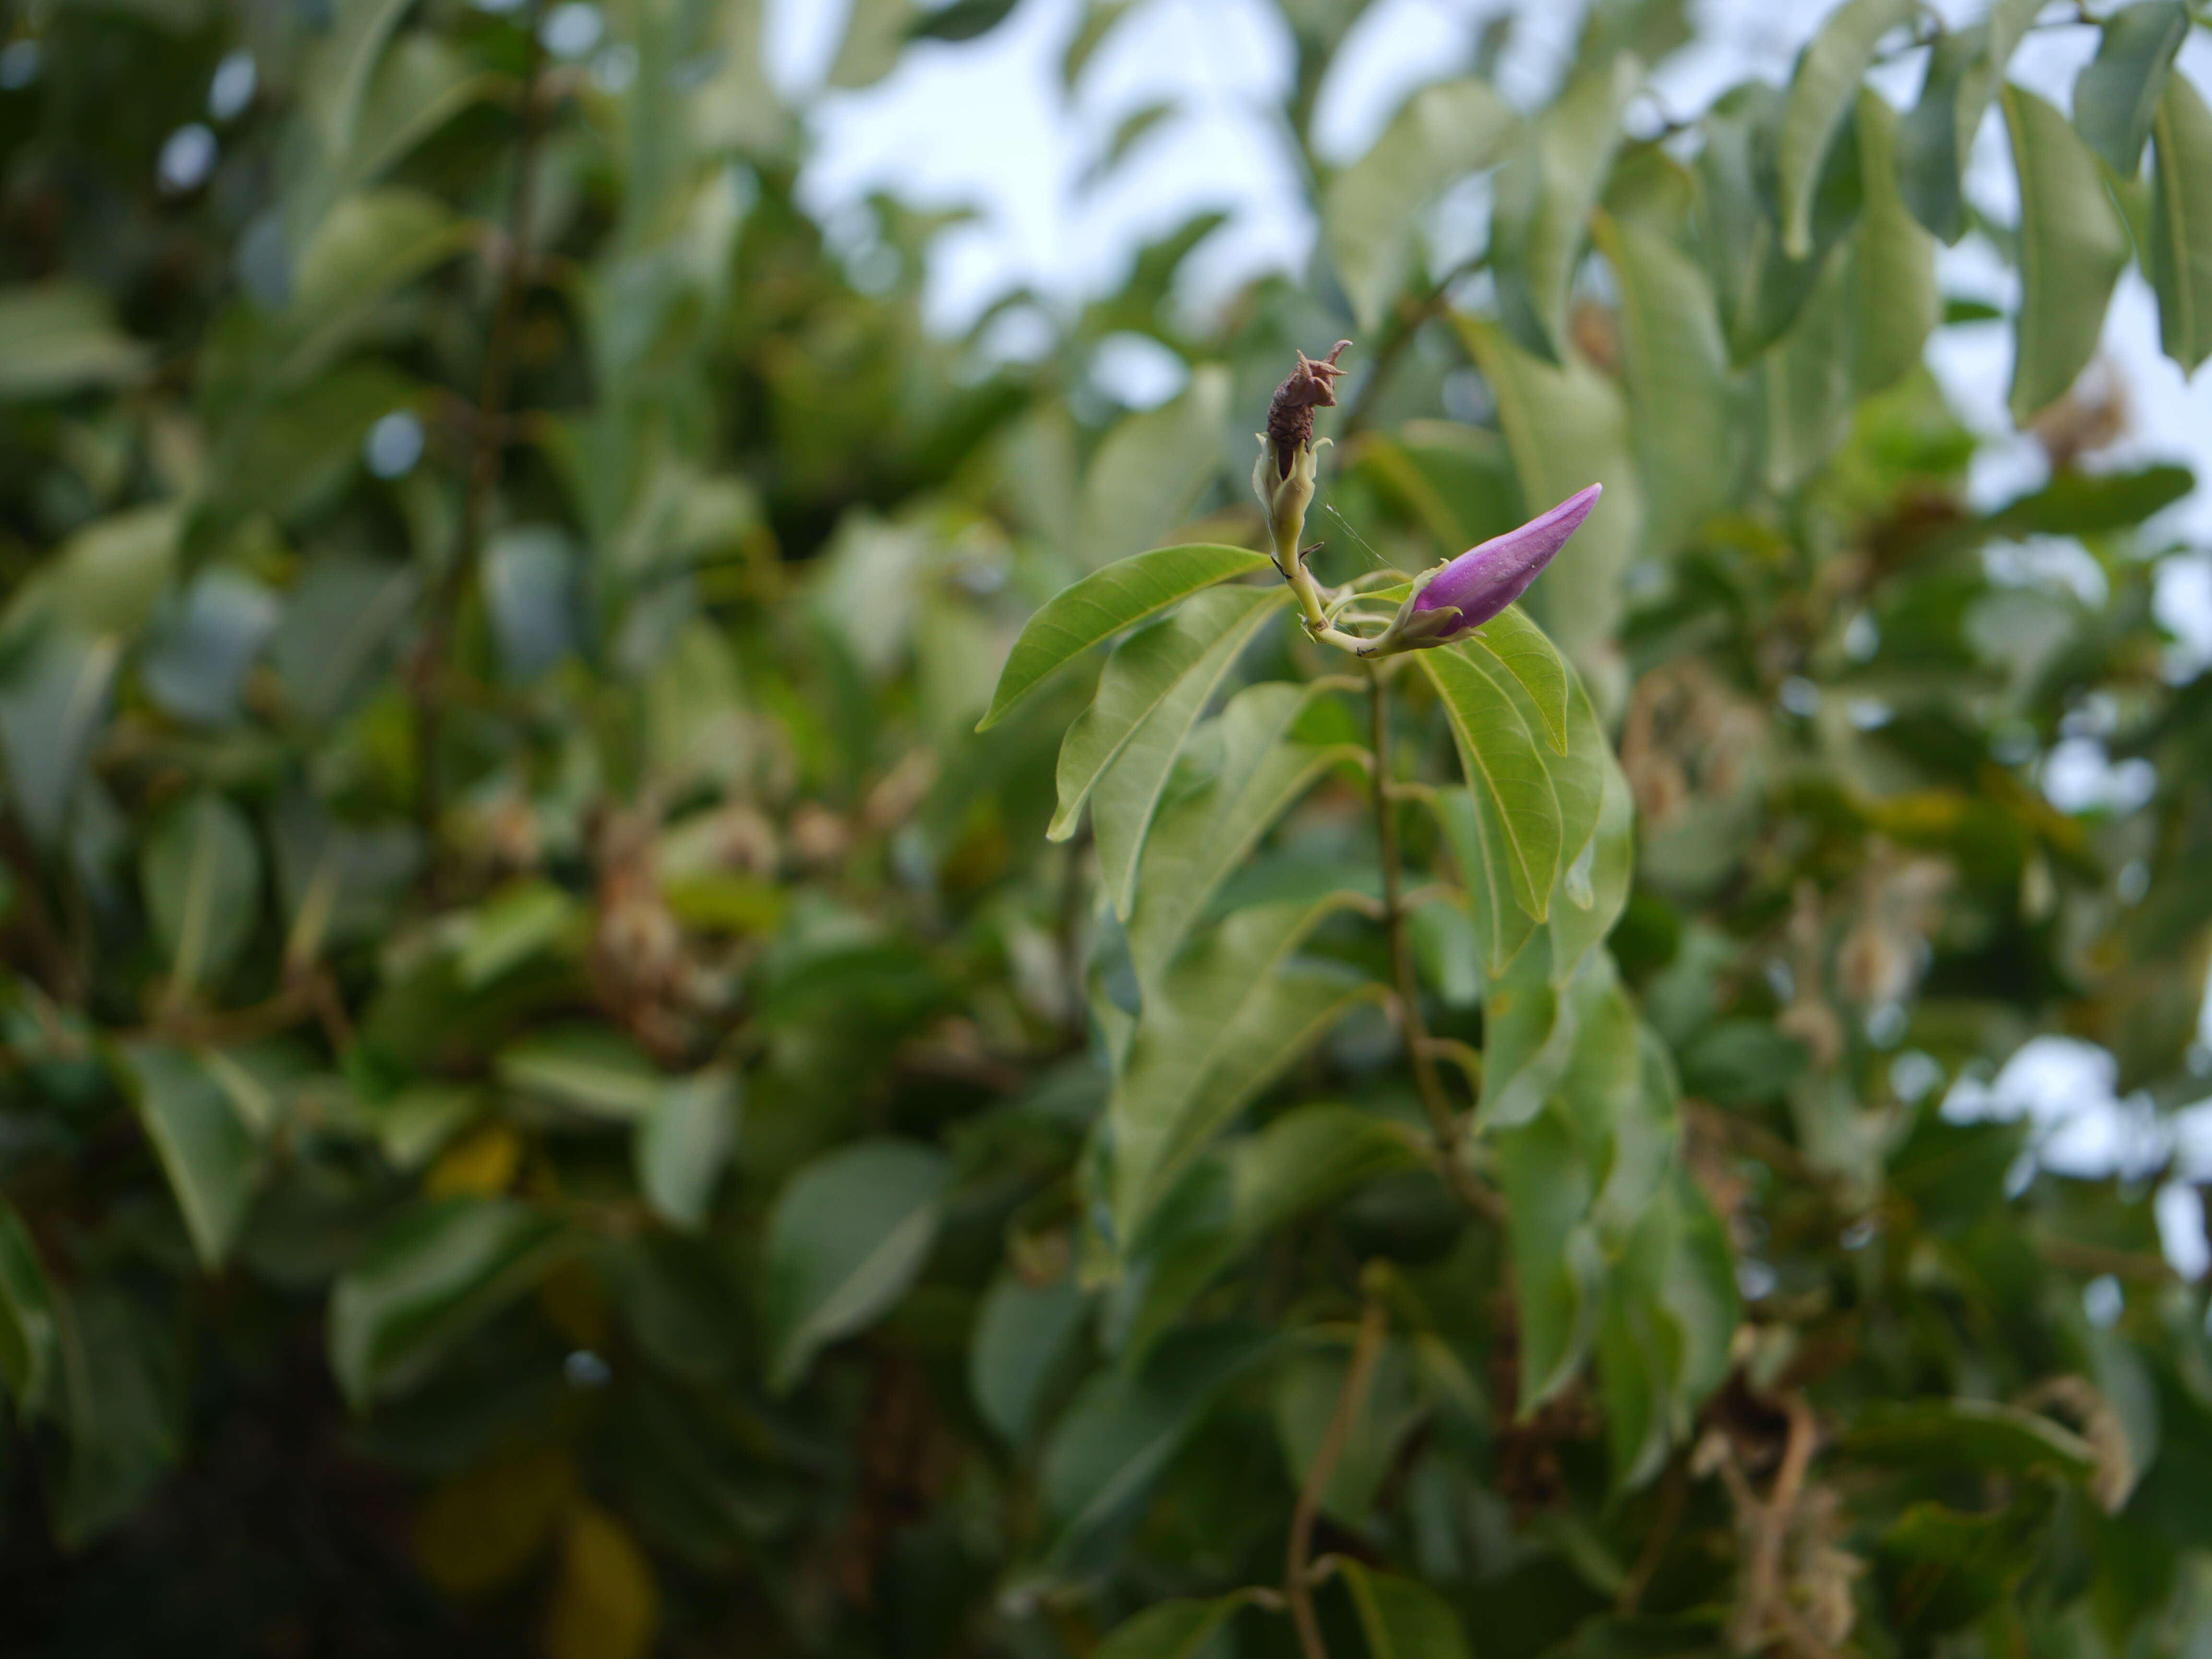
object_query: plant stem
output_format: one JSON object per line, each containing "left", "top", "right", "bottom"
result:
{"left": 1286, "top": 1297, "right": 1387, "bottom": 1659}
{"left": 1366, "top": 663, "right": 1488, "bottom": 1214}
{"left": 411, "top": 13, "right": 550, "bottom": 864}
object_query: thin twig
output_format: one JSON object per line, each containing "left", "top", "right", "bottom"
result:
{"left": 1286, "top": 1298, "right": 1388, "bottom": 1659}
{"left": 1728, "top": 1393, "right": 1818, "bottom": 1654}
{"left": 1367, "top": 663, "right": 1495, "bottom": 1219}
{"left": 411, "top": 12, "right": 552, "bottom": 866}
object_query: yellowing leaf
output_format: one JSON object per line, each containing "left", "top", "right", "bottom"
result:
{"left": 424, "top": 1122, "right": 521, "bottom": 1199}
{"left": 413, "top": 1444, "right": 576, "bottom": 1596}
{"left": 546, "top": 1504, "right": 659, "bottom": 1659}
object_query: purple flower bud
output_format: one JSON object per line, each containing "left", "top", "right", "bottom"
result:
{"left": 1411, "top": 483, "right": 1603, "bottom": 634}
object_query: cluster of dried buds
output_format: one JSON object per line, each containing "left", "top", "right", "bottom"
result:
{"left": 1252, "top": 339, "right": 1600, "bottom": 658}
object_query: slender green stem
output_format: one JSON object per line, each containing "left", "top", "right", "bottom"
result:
{"left": 1367, "top": 663, "right": 1491, "bottom": 1216}
{"left": 1286, "top": 1298, "right": 1387, "bottom": 1659}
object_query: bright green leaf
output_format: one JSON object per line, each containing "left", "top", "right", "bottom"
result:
{"left": 977, "top": 542, "right": 1271, "bottom": 731}
{"left": 1052, "top": 585, "right": 1285, "bottom": 840}
{"left": 1419, "top": 642, "right": 1563, "bottom": 923}
{"left": 1465, "top": 605, "right": 1571, "bottom": 755}
{"left": 1123, "top": 681, "right": 1365, "bottom": 984}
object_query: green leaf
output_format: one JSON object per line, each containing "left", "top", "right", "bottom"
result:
{"left": 1419, "top": 642, "right": 1563, "bottom": 923}
{"left": 52, "top": 1286, "right": 183, "bottom": 1547}
{"left": 1592, "top": 211, "right": 1742, "bottom": 558}
{"left": 1325, "top": 77, "right": 1515, "bottom": 331}
{"left": 1763, "top": 240, "right": 1857, "bottom": 493}
{"left": 977, "top": 543, "right": 1272, "bottom": 731}
{"left": 1492, "top": 57, "right": 1637, "bottom": 361}
{"left": 2074, "top": 1, "right": 2190, "bottom": 176}
{"left": 1847, "top": 1398, "right": 2099, "bottom": 1481}
{"left": 633, "top": 1068, "right": 739, "bottom": 1233}
{"left": 1851, "top": 88, "right": 1941, "bottom": 395}
{"left": 41, "top": 502, "right": 182, "bottom": 637}
{"left": 761, "top": 1139, "right": 948, "bottom": 1393}
{"left": 969, "top": 1272, "right": 1088, "bottom": 1444}
{"left": 0, "top": 282, "right": 148, "bottom": 400}
{"left": 267, "top": 553, "right": 419, "bottom": 726}
{"left": 0, "top": 1202, "right": 58, "bottom": 1417}
{"left": 1897, "top": 0, "right": 2043, "bottom": 241}
{"left": 498, "top": 1028, "right": 664, "bottom": 1120}
{"left": 830, "top": 0, "right": 914, "bottom": 87}
{"left": 1231, "top": 1105, "right": 1427, "bottom": 1239}
{"left": 1778, "top": 0, "right": 1914, "bottom": 259}
{"left": 142, "top": 569, "right": 279, "bottom": 728}
{"left": 1985, "top": 462, "right": 2195, "bottom": 535}
{"left": 456, "top": 881, "right": 581, "bottom": 989}
{"left": 1275, "top": 1337, "right": 1419, "bottom": 1522}
{"left": 279, "top": 189, "right": 472, "bottom": 388}
{"left": 0, "top": 626, "right": 119, "bottom": 847}
{"left": 328, "top": 1198, "right": 569, "bottom": 1407}
{"left": 1432, "top": 787, "right": 1536, "bottom": 975}
{"left": 1701, "top": 80, "right": 1867, "bottom": 364}
{"left": 1094, "top": 1593, "right": 1261, "bottom": 1659}
{"left": 1879, "top": 1501, "right": 2043, "bottom": 1635}
{"left": 1040, "top": 1322, "right": 1270, "bottom": 1569}
{"left": 1336, "top": 1559, "right": 1473, "bottom": 1659}
{"left": 1110, "top": 894, "right": 1385, "bottom": 1243}
{"left": 1465, "top": 605, "right": 1571, "bottom": 755}
{"left": 1052, "top": 585, "right": 1284, "bottom": 841}
{"left": 141, "top": 793, "right": 262, "bottom": 994}
{"left": 1495, "top": 1104, "right": 1604, "bottom": 1416}
{"left": 907, "top": 0, "right": 1017, "bottom": 42}
{"left": 1123, "top": 682, "right": 1365, "bottom": 985}
{"left": 2004, "top": 84, "right": 2133, "bottom": 422}
{"left": 1076, "top": 367, "right": 1234, "bottom": 571}
{"left": 1092, "top": 593, "right": 1290, "bottom": 916}
{"left": 122, "top": 1043, "right": 260, "bottom": 1268}
{"left": 2150, "top": 67, "right": 2212, "bottom": 373}
{"left": 1455, "top": 317, "right": 1643, "bottom": 674}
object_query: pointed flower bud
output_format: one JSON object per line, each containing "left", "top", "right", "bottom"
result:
{"left": 1251, "top": 340, "right": 1350, "bottom": 572}
{"left": 1360, "top": 483, "right": 1602, "bottom": 656}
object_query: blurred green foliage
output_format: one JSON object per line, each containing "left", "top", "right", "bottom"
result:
{"left": 1, "top": 0, "right": 2212, "bottom": 1656}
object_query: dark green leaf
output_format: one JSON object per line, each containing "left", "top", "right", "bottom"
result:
{"left": 969, "top": 1272, "right": 1087, "bottom": 1445}
{"left": 1094, "top": 1593, "right": 1260, "bottom": 1659}
{"left": 907, "top": 0, "right": 1017, "bottom": 43}
{"left": 328, "top": 1198, "right": 568, "bottom": 1407}
{"left": 1336, "top": 1559, "right": 1473, "bottom": 1659}
{"left": 122, "top": 1043, "right": 260, "bottom": 1268}
{"left": 2074, "top": 1, "right": 2190, "bottom": 176}
{"left": 1496, "top": 1104, "right": 1604, "bottom": 1416}
{"left": 761, "top": 1140, "right": 948, "bottom": 1393}
{"left": 2150, "top": 66, "right": 2212, "bottom": 372}
{"left": 1897, "top": 0, "right": 2043, "bottom": 241}
{"left": 0, "top": 1202, "right": 57, "bottom": 1417}
{"left": 141, "top": 793, "right": 261, "bottom": 994}
{"left": 0, "top": 282, "right": 149, "bottom": 400}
